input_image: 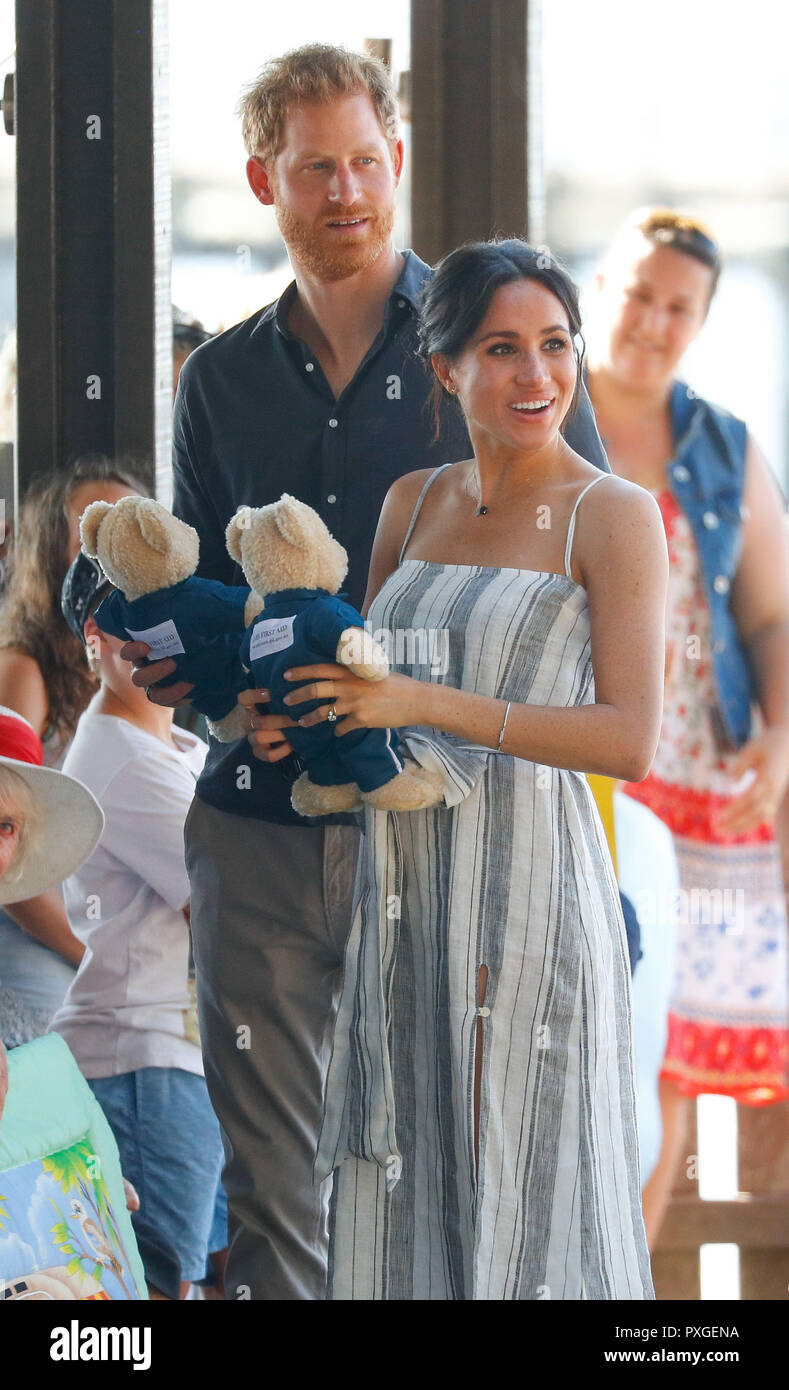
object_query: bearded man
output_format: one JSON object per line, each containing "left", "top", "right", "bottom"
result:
{"left": 126, "top": 43, "right": 609, "bottom": 1300}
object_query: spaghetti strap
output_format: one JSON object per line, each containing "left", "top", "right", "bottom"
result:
{"left": 563, "top": 473, "right": 612, "bottom": 578}
{"left": 398, "top": 463, "right": 454, "bottom": 565}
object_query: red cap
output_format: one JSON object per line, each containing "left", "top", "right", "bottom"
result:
{"left": 0, "top": 706, "right": 44, "bottom": 767}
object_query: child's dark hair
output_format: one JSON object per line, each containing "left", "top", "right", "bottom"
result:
{"left": 418, "top": 238, "right": 585, "bottom": 439}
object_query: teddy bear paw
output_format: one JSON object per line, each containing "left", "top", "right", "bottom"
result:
{"left": 207, "top": 706, "right": 249, "bottom": 743}
{"left": 362, "top": 764, "right": 446, "bottom": 812}
{"left": 291, "top": 773, "right": 363, "bottom": 817}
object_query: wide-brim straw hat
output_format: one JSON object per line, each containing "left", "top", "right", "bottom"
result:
{"left": 0, "top": 706, "right": 104, "bottom": 904}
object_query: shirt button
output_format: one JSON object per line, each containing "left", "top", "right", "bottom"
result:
{"left": 477, "top": 1006, "right": 491, "bottom": 1018}
{"left": 713, "top": 574, "right": 730, "bottom": 595}
{"left": 397, "top": 298, "right": 406, "bottom": 308}
{"left": 673, "top": 464, "right": 690, "bottom": 482}
{"left": 328, "top": 417, "right": 339, "bottom": 428}
{"left": 327, "top": 494, "right": 337, "bottom": 504}
{"left": 305, "top": 361, "right": 314, "bottom": 372}
{"left": 713, "top": 640, "right": 725, "bottom": 653}
{"left": 702, "top": 510, "right": 719, "bottom": 529}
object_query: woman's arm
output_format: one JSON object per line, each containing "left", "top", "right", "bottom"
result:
{"left": 0, "top": 648, "right": 49, "bottom": 733}
{"left": 4, "top": 888, "right": 85, "bottom": 967}
{"left": 286, "top": 478, "right": 669, "bottom": 782}
{"left": 729, "top": 436, "right": 789, "bottom": 729}
{"left": 717, "top": 436, "right": 789, "bottom": 833}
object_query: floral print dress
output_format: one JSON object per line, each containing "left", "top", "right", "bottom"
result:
{"left": 624, "top": 490, "right": 789, "bottom": 1104}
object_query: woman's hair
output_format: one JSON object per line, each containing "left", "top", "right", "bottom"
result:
{"left": 418, "top": 238, "right": 585, "bottom": 439}
{"left": 0, "top": 454, "right": 149, "bottom": 738}
{"left": 608, "top": 206, "right": 722, "bottom": 299}
{"left": 238, "top": 43, "right": 400, "bottom": 165}
{"left": 0, "top": 764, "right": 42, "bottom": 885}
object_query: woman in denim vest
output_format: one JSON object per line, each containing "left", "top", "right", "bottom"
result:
{"left": 586, "top": 208, "right": 789, "bottom": 1249}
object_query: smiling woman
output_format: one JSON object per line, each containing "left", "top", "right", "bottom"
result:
{"left": 586, "top": 207, "right": 789, "bottom": 1251}
{"left": 306, "top": 236, "right": 668, "bottom": 1301}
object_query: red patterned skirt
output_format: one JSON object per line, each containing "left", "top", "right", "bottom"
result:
{"left": 625, "top": 774, "right": 789, "bottom": 1105}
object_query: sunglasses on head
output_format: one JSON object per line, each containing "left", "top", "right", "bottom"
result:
{"left": 639, "top": 214, "right": 720, "bottom": 265}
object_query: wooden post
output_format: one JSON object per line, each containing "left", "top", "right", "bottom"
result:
{"left": 410, "top": 0, "right": 537, "bottom": 264}
{"left": 14, "top": 0, "right": 170, "bottom": 498}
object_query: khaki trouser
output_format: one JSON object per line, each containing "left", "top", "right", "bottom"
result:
{"left": 184, "top": 797, "right": 360, "bottom": 1300}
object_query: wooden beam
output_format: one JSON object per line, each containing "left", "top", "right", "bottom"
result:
{"left": 656, "top": 1193, "right": 789, "bottom": 1250}
{"left": 410, "top": 0, "right": 534, "bottom": 264}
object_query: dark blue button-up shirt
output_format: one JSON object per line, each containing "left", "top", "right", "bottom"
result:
{"left": 173, "top": 249, "right": 610, "bottom": 824}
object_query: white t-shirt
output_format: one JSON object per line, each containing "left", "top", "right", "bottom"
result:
{"left": 51, "top": 708, "right": 207, "bottom": 1078}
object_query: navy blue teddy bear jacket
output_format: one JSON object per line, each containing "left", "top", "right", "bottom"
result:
{"left": 95, "top": 578, "right": 250, "bottom": 721}
{"left": 242, "top": 587, "right": 404, "bottom": 794}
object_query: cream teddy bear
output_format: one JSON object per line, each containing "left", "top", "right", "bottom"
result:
{"left": 217, "top": 495, "right": 444, "bottom": 817}
{"left": 80, "top": 496, "right": 255, "bottom": 738}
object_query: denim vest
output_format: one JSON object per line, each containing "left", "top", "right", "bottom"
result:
{"left": 666, "top": 379, "right": 754, "bottom": 750}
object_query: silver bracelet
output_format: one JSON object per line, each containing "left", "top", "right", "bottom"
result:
{"left": 497, "top": 700, "right": 512, "bottom": 750}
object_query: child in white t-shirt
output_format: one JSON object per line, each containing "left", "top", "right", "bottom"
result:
{"left": 52, "top": 553, "right": 228, "bottom": 1300}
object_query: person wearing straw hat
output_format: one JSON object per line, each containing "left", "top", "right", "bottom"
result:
{"left": 0, "top": 706, "right": 105, "bottom": 907}
{"left": 0, "top": 701, "right": 104, "bottom": 1123}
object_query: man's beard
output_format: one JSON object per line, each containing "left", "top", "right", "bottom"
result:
{"left": 273, "top": 198, "right": 396, "bottom": 282}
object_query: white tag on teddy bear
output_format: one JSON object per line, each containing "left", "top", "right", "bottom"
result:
{"left": 249, "top": 615, "right": 296, "bottom": 661}
{"left": 125, "top": 618, "right": 186, "bottom": 658}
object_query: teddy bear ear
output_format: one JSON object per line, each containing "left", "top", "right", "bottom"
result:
{"left": 134, "top": 498, "right": 179, "bottom": 555}
{"left": 274, "top": 494, "right": 312, "bottom": 548}
{"left": 225, "top": 507, "right": 252, "bottom": 563}
{"left": 79, "top": 500, "right": 113, "bottom": 557}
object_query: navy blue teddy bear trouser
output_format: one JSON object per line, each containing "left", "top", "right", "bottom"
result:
{"left": 286, "top": 722, "right": 404, "bottom": 794}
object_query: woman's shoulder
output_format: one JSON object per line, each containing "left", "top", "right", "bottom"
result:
{"left": 382, "top": 462, "right": 464, "bottom": 532}
{"left": 0, "top": 647, "right": 48, "bottom": 726}
{"left": 386, "top": 462, "right": 459, "bottom": 506}
{"left": 580, "top": 470, "right": 664, "bottom": 530}
{"left": 570, "top": 470, "right": 665, "bottom": 576}
{"left": 0, "top": 645, "right": 44, "bottom": 679}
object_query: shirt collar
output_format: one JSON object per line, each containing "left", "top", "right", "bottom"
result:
{"left": 392, "top": 248, "right": 431, "bottom": 310}
{"left": 253, "top": 248, "right": 431, "bottom": 343}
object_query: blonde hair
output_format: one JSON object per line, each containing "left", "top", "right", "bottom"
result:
{"left": 0, "top": 765, "right": 43, "bottom": 885}
{"left": 238, "top": 43, "right": 400, "bottom": 166}
{"left": 606, "top": 205, "right": 722, "bottom": 298}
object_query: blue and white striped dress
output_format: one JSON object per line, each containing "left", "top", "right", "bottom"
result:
{"left": 316, "top": 467, "right": 654, "bottom": 1300}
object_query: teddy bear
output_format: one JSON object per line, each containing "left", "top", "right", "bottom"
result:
{"left": 79, "top": 496, "right": 259, "bottom": 738}
{"left": 215, "top": 494, "right": 445, "bottom": 818}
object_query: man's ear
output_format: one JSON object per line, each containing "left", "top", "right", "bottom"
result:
{"left": 391, "top": 137, "right": 405, "bottom": 186}
{"left": 593, "top": 269, "right": 604, "bottom": 293}
{"left": 246, "top": 156, "right": 275, "bottom": 206}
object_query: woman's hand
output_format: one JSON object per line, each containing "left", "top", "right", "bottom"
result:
{"left": 715, "top": 726, "right": 789, "bottom": 837}
{"left": 282, "top": 663, "right": 424, "bottom": 735}
{"left": 236, "top": 686, "right": 299, "bottom": 763}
